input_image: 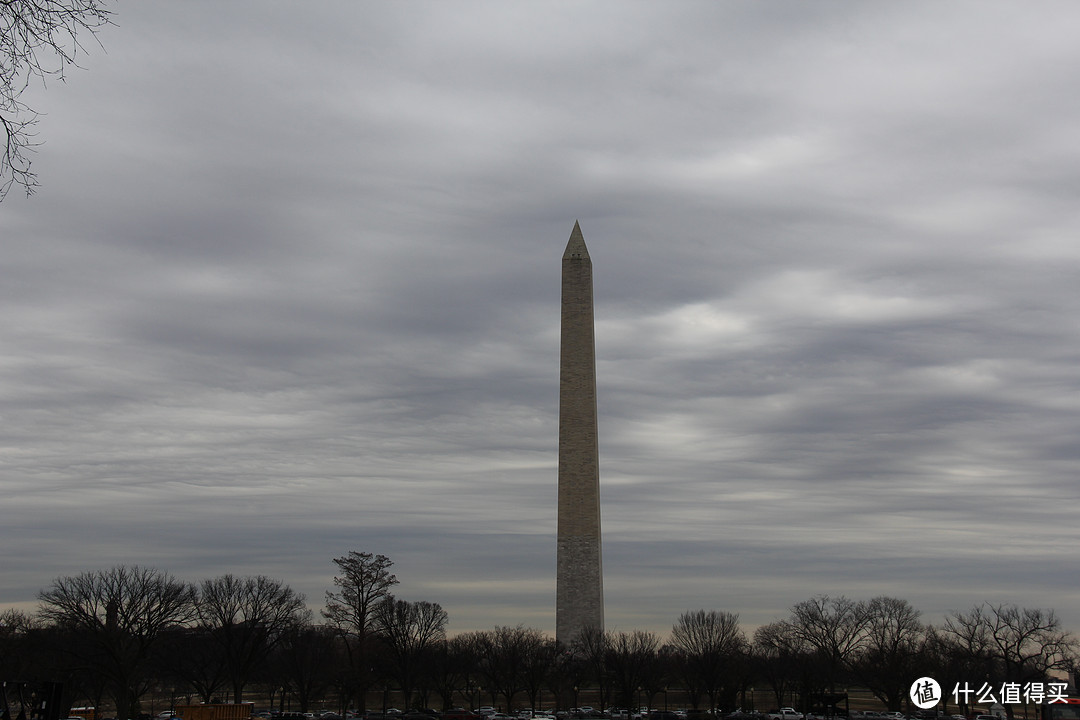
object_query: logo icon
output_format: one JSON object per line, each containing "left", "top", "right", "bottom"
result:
{"left": 911, "top": 677, "right": 942, "bottom": 709}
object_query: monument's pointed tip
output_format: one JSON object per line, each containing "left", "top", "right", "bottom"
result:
{"left": 564, "top": 220, "right": 589, "bottom": 260}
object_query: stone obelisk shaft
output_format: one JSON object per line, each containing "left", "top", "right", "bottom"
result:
{"left": 556, "top": 221, "right": 604, "bottom": 644}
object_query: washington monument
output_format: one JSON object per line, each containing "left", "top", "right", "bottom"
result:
{"left": 556, "top": 220, "right": 604, "bottom": 644}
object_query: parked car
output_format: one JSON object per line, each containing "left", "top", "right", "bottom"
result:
{"left": 767, "top": 711, "right": 804, "bottom": 720}
{"left": 649, "top": 713, "right": 680, "bottom": 720}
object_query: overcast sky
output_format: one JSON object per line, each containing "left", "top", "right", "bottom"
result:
{"left": 3, "top": 1, "right": 1079, "bottom": 638}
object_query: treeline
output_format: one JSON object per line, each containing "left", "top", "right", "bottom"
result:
{"left": 1, "top": 554, "right": 1076, "bottom": 720}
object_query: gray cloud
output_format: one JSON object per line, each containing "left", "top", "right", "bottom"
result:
{"left": 2, "top": 1, "right": 1079, "bottom": 636}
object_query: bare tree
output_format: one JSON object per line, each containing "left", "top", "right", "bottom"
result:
{"left": 916, "top": 624, "right": 996, "bottom": 716}
{"left": 322, "top": 552, "right": 398, "bottom": 711}
{"left": 985, "top": 604, "right": 1076, "bottom": 682}
{"left": 157, "top": 625, "right": 230, "bottom": 704}
{"left": 374, "top": 597, "right": 448, "bottom": 708}
{"left": 944, "top": 602, "right": 1077, "bottom": 716}
{"left": 0, "top": 609, "right": 47, "bottom": 688}
{"left": 788, "top": 596, "right": 870, "bottom": 693}
{"left": 521, "top": 633, "right": 559, "bottom": 712}
{"left": 466, "top": 626, "right": 550, "bottom": 713}
{"left": 606, "top": 630, "right": 661, "bottom": 712}
{"left": 323, "top": 552, "right": 398, "bottom": 636}
{"left": 570, "top": 624, "right": 612, "bottom": 711}
{"left": 851, "top": 597, "right": 925, "bottom": 711}
{"left": 1, "top": 0, "right": 111, "bottom": 199}
{"left": 269, "top": 624, "right": 339, "bottom": 714}
{"left": 753, "top": 621, "right": 810, "bottom": 711}
{"left": 196, "top": 574, "right": 309, "bottom": 703}
{"left": 428, "top": 634, "right": 478, "bottom": 711}
{"left": 36, "top": 566, "right": 196, "bottom": 720}
{"left": 670, "top": 610, "right": 747, "bottom": 711}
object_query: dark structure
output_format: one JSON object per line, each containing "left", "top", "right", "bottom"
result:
{"left": 0, "top": 681, "right": 64, "bottom": 720}
{"left": 556, "top": 221, "right": 604, "bottom": 644}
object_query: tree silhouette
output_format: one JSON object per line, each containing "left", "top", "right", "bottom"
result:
{"left": 195, "top": 574, "right": 309, "bottom": 703}
{"left": 322, "top": 552, "right": 399, "bottom": 711}
{"left": 36, "top": 566, "right": 196, "bottom": 720}
{"left": 1, "top": 0, "right": 110, "bottom": 199}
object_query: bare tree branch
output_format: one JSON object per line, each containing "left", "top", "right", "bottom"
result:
{"left": 1, "top": 0, "right": 111, "bottom": 199}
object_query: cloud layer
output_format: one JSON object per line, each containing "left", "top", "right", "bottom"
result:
{"left": 3, "top": 1, "right": 1079, "bottom": 636}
